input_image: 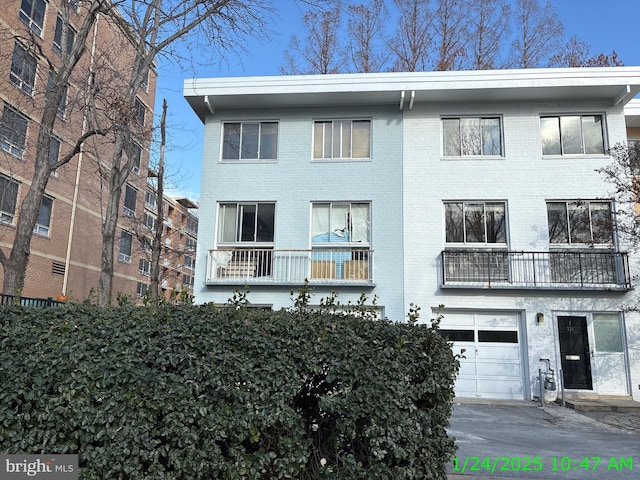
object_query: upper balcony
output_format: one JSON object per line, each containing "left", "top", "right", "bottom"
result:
{"left": 205, "top": 248, "right": 374, "bottom": 286}
{"left": 441, "top": 250, "right": 631, "bottom": 291}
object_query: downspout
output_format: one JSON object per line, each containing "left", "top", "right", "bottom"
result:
{"left": 62, "top": 13, "right": 100, "bottom": 296}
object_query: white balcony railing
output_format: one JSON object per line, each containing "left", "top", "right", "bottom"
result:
{"left": 206, "top": 248, "right": 374, "bottom": 284}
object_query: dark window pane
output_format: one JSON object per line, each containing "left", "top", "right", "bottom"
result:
{"left": 541, "top": 117, "right": 561, "bottom": 155}
{"left": 240, "top": 204, "right": 256, "bottom": 241}
{"left": 260, "top": 122, "right": 278, "bottom": 159}
{"left": 486, "top": 202, "right": 506, "bottom": 243}
{"left": 222, "top": 123, "right": 240, "bottom": 159}
{"left": 464, "top": 203, "right": 485, "bottom": 243}
{"left": 568, "top": 202, "right": 590, "bottom": 243}
{"left": 438, "top": 329, "right": 474, "bottom": 342}
{"left": 478, "top": 330, "right": 518, "bottom": 343}
{"left": 445, "top": 203, "right": 464, "bottom": 242}
{"left": 547, "top": 202, "right": 568, "bottom": 244}
{"left": 482, "top": 118, "right": 502, "bottom": 155}
{"left": 256, "top": 203, "right": 275, "bottom": 242}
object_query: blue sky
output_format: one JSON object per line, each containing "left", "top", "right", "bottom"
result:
{"left": 154, "top": 0, "right": 640, "bottom": 202}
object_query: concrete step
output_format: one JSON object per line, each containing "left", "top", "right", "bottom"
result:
{"left": 562, "top": 394, "right": 640, "bottom": 412}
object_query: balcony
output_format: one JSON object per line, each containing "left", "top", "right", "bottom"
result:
{"left": 206, "top": 248, "right": 374, "bottom": 285}
{"left": 441, "top": 250, "right": 631, "bottom": 291}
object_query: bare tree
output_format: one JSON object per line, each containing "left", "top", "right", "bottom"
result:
{"left": 387, "top": 0, "right": 434, "bottom": 72}
{"left": 509, "top": 0, "right": 563, "bottom": 68}
{"left": 598, "top": 142, "right": 640, "bottom": 250}
{"left": 431, "top": 0, "right": 469, "bottom": 70}
{"left": 465, "top": 0, "right": 510, "bottom": 70}
{"left": 280, "top": 4, "right": 345, "bottom": 75}
{"left": 551, "top": 36, "right": 624, "bottom": 67}
{"left": 0, "top": 0, "right": 110, "bottom": 296}
{"left": 346, "top": 0, "right": 389, "bottom": 73}
{"left": 149, "top": 99, "right": 167, "bottom": 301}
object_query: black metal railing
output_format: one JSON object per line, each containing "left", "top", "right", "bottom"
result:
{"left": 441, "top": 250, "right": 631, "bottom": 290}
{"left": 0, "top": 294, "right": 65, "bottom": 307}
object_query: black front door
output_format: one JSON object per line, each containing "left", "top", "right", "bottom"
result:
{"left": 557, "top": 316, "right": 592, "bottom": 390}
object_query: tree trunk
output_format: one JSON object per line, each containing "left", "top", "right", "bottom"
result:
{"left": 150, "top": 100, "right": 167, "bottom": 301}
{"left": 97, "top": 133, "right": 128, "bottom": 305}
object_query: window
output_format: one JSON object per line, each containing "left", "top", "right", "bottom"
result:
{"left": 0, "top": 175, "right": 19, "bottom": 224}
{"left": 0, "top": 106, "right": 29, "bottom": 158}
{"left": 139, "top": 258, "right": 151, "bottom": 276}
{"left": 141, "top": 236, "right": 153, "bottom": 254}
{"left": 53, "top": 16, "right": 76, "bottom": 56}
{"left": 313, "top": 120, "right": 370, "bottom": 159}
{"left": 136, "top": 282, "right": 149, "bottom": 298}
{"left": 46, "top": 72, "right": 68, "bottom": 118}
{"left": 184, "top": 255, "right": 196, "bottom": 270}
{"left": 118, "top": 230, "right": 133, "bottom": 263}
{"left": 182, "top": 274, "right": 194, "bottom": 287}
{"left": 222, "top": 122, "right": 278, "bottom": 160}
{"left": 124, "top": 185, "right": 137, "bottom": 217}
{"left": 130, "top": 142, "right": 142, "bottom": 174}
{"left": 145, "top": 190, "right": 157, "bottom": 211}
{"left": 540, "top": 115, "right": 605, "bottom": 155}
{"left": 593, "top": 313, "right": 623, "bottom": 352}
{"left": 143, "top": 212, "right": 157, "bottom": 232}
{"left": 547, "top": 201, "right": 613, "bottom": 245}
{"left": 186, "top": 216, "right": 198, "bottom": 235}
{"left": 134, "top": 98, "right": 145, "bottom": 128}
{"left": 185, "top": 236, "right": 197, "bottom": 252}
{"left": 19, "top": 0, "right": 46, "bottom": 37}
{"left": 311, "top": 203, "right": 370, "bottom": 246}
{"left": 442, "top": 117, "right": 502, "bottom": 157}
{"left": 218, "top": 203, "right": 274, "bottom": 243}
{"left": 10, "top": 43, "right": 37, "bottom": 95}
{"left": 34, "top": 195, "right": 53, "bottom": 236}
{"left": 444, "top": 201, "right": 507, "bottom": 244}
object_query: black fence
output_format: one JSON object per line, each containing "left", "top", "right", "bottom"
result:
{"left": 0, "top": 294, "right": 65, "bottom": 307}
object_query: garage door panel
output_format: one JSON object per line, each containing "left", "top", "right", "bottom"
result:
{"left": 476, "top": 314, "right": 519, "bottom": 328}
{"left": 454, "top": 378, "right": 478, "bottom": 396}
{"left": 477, "top": 379, "right": 523, "bottom": 397}
{"left": 476, "top": 345, "right": 520, "bottom": 360}
{"left": 477, "top": 360, "right": 521, "bottom": 377}
{"left": 458, "top": 360, "right": 477, "bottom": 376}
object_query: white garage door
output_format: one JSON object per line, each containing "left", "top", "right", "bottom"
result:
{"left": 439, "top": 311, "right": 524, "bottom": 400}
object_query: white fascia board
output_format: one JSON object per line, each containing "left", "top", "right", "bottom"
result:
{"left": 183, "top": 67, "right": 640, "bottom": 121}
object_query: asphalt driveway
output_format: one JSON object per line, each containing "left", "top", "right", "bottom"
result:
{"left": 446, "top": 401, "right": 639, "bottom": 480}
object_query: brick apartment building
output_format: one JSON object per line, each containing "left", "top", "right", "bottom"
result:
{"left": 0, "top": 0, "right": 197, "bottom": 302}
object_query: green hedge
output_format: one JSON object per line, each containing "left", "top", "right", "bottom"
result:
{"left": 0, "top": 303, "right": 458, "bottom": 479}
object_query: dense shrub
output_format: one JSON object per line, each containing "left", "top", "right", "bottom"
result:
{"left": 0, "top": 302, "right": 458, "bottom": 479}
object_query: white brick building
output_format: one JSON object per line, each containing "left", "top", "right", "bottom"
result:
{"left": 185, "top": 68, "right": 640, "bottom": 402}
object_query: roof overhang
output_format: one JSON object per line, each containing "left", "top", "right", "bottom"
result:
{"left": 184, "top": 67, "right": 640, "bottom": 123}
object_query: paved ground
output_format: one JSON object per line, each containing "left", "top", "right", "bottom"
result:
{"left": 446, "top": 401, "right": 640, "bottom": 480}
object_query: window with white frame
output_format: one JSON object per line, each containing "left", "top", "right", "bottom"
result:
{"left": 10, "top": 43, "right": 37, "bottom": 95}
{"left": 444, "top": 201, "right": 507, "bottom": 244}
{"left": 145, "top": 190, "right": 157, "bottom": 211}
{"left": 311, "top": 202, "right": 371, "bottom": 246}
{"left": 138, "top": 258, "right": 151, "bottom": 276}
{"left": 182, "top": 274, "right": 194, "bottom": 287}
{"left": 540, "top": 114, "right": 605, "bottom": 156}
{"left": 124, "top": 184, "right": 137, "bottom": 217}
{"left": 143, "top": 212, "right": 157, "bottom": 232}
{"left": 0, "top": 174, "right": 19, "bottom": 225}
{"left": 442, "top": 117, "right": 502, "bottom": 157}
{"left": 141, "top": 236, "right": 153, "bottom": 254}
{"left": 0, "top": 105, "right": 29, "bottom": 158}
{"left": 546, "top": 201, "right": 613, "bottom": 245}
{"left": 217, "top": 203, "right": 275, "bottom": 244}
{"left": 19, "top": 0, "right": 46, "bottom": 37}
{"left": 185, "top": 236, "right": 197, "bottom": 252}
{"left": 222, "top": 121, "right": 278, "bottom": 160}
{"left": 184, "top": 255, "right": 195, "bottom": 270}
{"left": 53, "top": 16, "right": 76, "bottom": 56}
{"left": 33, "top": 195, "right": 53, "bottom": 236}
{"left": 118, "top": 230, "right": 133, "bottom": 263}
{"left": 313, "top": 120, "right": 371, "bottom": 160}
